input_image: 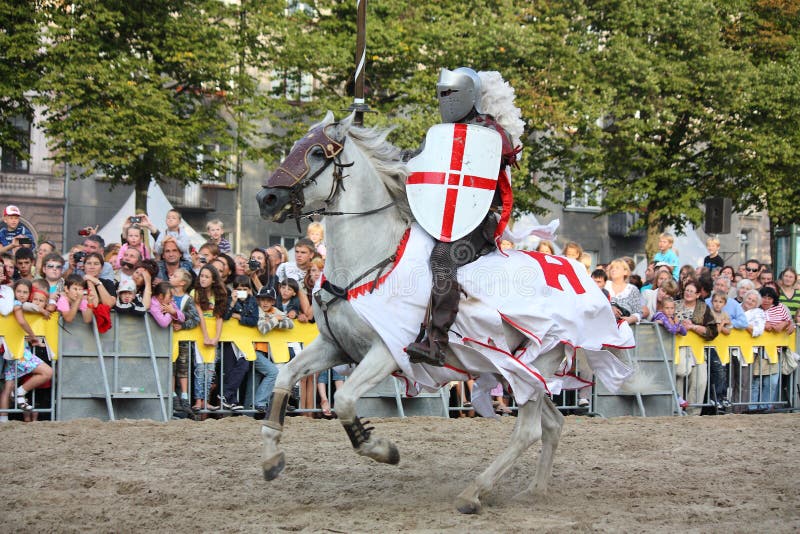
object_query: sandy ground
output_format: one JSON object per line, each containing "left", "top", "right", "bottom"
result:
{"left": 1, "top": 413, "right": 798, "bottom": 533}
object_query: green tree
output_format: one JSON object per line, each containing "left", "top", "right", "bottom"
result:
{"left": 529, "top": 0, "right": 756, "bottom": 258}
{"left": 36, "top": 0, "right": 283, "bottom": 209}
{"left": 718, "top": 0, "right": 800, "bottom": 229}
{"left": 0, "top": 0, "right": 43, "bottom": 165}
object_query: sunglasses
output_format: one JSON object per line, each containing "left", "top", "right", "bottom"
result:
{"left": 745, "top": 267, "right": 760, "bottom": 272}
{"left": 45, "top": 264, "right": 63, "bottom": 269}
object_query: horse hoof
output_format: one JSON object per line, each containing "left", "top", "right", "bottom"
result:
{"left": 456, "top": 500, "right": 481, "bottom": 515}
{"left": 262, "top": 452, "right": 285, "bottom": 481}
{"left": 386, "top": 443, "right": 400, "bottom": 465}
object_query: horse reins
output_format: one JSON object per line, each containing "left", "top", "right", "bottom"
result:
{"left": 267, "top": 122, "right": 402, "bottom": 356}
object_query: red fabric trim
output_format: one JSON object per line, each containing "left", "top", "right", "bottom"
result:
{"left": 462, "top": 336, "right": 551, "bottom": 396}
{"left": 347, "top": 228, "right": 411, "bottom": 300}
{"left": 493, "top": 169, "right": 513, "bottom": 245}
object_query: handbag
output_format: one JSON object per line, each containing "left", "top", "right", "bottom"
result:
{"left": 780, "top": 350, "right": 799, "bottom": 375}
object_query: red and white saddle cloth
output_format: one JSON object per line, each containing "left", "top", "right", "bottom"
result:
{"left": 341, "top": 224, "right": 635, "bottom": 416}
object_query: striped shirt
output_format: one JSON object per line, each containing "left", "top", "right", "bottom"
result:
{"left": 778, "top": 289, "right": 800, "bottom": 321}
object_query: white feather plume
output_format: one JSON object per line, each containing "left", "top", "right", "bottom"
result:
{"left": 477, "top": 71, "right": 525, "bottom": 149}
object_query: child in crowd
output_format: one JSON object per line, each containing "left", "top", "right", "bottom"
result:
{"left": 0, "top": 280, "right": 52, "bottom": 421}
{"left": 653, "top": 232, "right": 680, "bottom": 280}
{"left": 34, "top": 240, "right": 55, "bottom": 278}
{"left": 168, "top": 268, "right": 200, "bottom": 414}
{"left": 114, "top": 279, "right": 147, "bottom": 316}
{"left": 56, "top": 274, "right": 92, "bottom": 323}
{"left": 23, "top": 279, "right": 52, "bottom": 319}
{"left": 219, "top": 276, "right": 259, "bottom": 411}
{"left": 42, "top": 252, "right": 65, "bottom": 308}
{"left": 149, "top": 282, "right": 184, "bottom": 328}
{"left": 0, "top": 204, "right": 36, "bottom": 255}
{"left": 277, "top": 278, "right": 301, "bottom": 319}
{"left": 153, "top": 209, "right": 191, "bottom": 261}
{"left": 191, "top": 264, "right": 228, "bottom": 412}
{"left": 651, "top": 297, "right": 687, "bottom": 335}
{"left": 703, "top": 237, "right": 725, "bottom": 272}
{"left": 206, "top": 219, "right": 231, "bottom": 255}
{"left": 116, "top": 224, "right": 151, "bottom": 268}
{"left": 306, "top": 221, "right": 326, "bottom": 259}
{"left": 708, "top": 290, "right": 732, "bottom": 409}
{"left": 251, "top": 287, "right": 292, "bottom": 414}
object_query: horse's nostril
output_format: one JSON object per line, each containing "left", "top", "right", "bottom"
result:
{"left": 264, "top": 194, "right": 277, "bottom": 206}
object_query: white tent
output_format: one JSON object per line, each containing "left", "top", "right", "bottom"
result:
{"left": 97, "top": 180, "right": 206, "bottom": 250}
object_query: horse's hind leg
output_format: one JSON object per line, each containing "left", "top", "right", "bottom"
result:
{"left": 456, "top": 396, "right": 544, "bottom": 514}
{"left": 334, "top": 345, "right": 400, "bottom": 465}
{"left": 527, "top": 395, "right": 564, "bottom": 496}
{"left": 261, "top": 338, "right": 345, "bottom": 481}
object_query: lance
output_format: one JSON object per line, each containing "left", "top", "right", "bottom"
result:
{"left": 348, "top": 0, "right": 372, "bottom": 125}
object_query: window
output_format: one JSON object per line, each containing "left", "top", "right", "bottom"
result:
{"left": 1, "top": 115, "right": 31, "bottom": 173}
{"left": 196, "top": 144, "right": 235, "bottom": 186}
{"left": 564, "top": 182, "right": 602, "bottom": 211}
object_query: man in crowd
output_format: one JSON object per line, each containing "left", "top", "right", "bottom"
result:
{"left": 744, "top": 259, "right": 762, "bottom": 289}
{"left": 758, "top": 269, "right": 774, "bottom": 288}
{"left": 155, "top": 236, "right": 193, "bottom": 284}
{"left": 116, "top": 246, "right": 143, "bottom": 286}
{"left": 276, "top": 238, "right": 315, "bottom": 289}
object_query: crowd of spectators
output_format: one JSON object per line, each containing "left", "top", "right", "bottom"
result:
{"left": 2, "top": 203, "right": 799, "bottom": 422}
{"left": 0, "top": 204, "right": 333, "bottom": 422}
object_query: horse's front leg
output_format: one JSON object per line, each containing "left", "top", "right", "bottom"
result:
{"left": 333, "top": 344, "right": 400, "bottom": 465}
{"left": 261, "top": 338, "right": 345, "bottom": 481}
{"left": 456, "top": 396, "right": 544, "bottom": 514}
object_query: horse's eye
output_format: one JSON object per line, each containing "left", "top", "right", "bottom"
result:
{"left": 310, "top": 146, "right": 325, "bottom": 158}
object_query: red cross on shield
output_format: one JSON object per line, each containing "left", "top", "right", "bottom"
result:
{"left": 406, "top": 123, "right": 502, "bottom": 242}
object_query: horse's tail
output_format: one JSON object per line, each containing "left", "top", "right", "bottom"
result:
{"left": 617, "top": 365, "right": 661, "bottom": 395}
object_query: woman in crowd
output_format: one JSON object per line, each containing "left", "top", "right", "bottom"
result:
{"left": 751, "top": 286, "right": 794, "bottom": 409}
{"left": 735, "top": 278, "right": 756, "bottom": 304}
{"left": 536, "top": 240, "right": 555, "bottom": 255}
{"left": 776, "top": 267, "right": 800, "bottom": 322}
{"left": 674, "top": 280, "right": 718, "bottom": 413}
{"left": 191, "top": 264, "right": 228, "bottom": 412}
{"left": 605, "top": 258, "right": 642, "bottom": 325}
{"left": 248, "top": 247, "right": 278, "bottom": 294}
{"left": 82, "top": 252, "right": 117, "bottom": 308}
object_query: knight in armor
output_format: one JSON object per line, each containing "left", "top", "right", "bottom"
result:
{"left": 405, "top": 67, "right": 519, "bottom": 366}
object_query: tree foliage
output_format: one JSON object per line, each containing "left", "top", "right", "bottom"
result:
{"left": 0, "top": 0, "right": 43, "bottom": 163}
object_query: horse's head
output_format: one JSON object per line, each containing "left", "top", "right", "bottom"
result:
{"left": 257, "top": 112, "right": 350, "bottom": 223}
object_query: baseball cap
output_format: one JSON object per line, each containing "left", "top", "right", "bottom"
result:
{"left": 118, "top": 279, "right": 136, "bottom": 293}
{"left": 3, "top": 205, "right": 21, "bottom": 216}
{"left": 255, "top": 287, "right": 277, "bottom": 301}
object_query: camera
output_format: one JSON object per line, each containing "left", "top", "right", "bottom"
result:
{"left": 199, "top": 255, "right": 207, "bottom": 264}
{"left": 130, "top": 216, "right": 142, "bottom": 224}
{"left": 248, "top": 259, "right": 261, "bottom": 271}
{"left": 17, "top": 237, "right": 32, "bottom": 245}
{"left": 73, "top": 251, "right": 85, "bottom": 263}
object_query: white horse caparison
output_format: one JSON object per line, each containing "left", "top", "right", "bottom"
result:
{"left": 256, "top": 112, "right": 624, "bottom": 514}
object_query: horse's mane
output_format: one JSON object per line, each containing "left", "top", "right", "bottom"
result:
{"left": 336, "top": 115, "right": 414, "bottom": 224}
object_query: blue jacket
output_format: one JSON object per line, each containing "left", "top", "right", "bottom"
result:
{"left": 226, "top": 294, "right": 259, "bottom": 326}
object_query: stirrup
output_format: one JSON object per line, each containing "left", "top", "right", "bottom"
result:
{"left": 405, "top": 339, "right": 446, "bottom": 367}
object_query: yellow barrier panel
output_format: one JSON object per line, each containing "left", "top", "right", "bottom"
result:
{"left": 0, "top": 312, "right": 61, "bottom": 360}
{"left": 674, "top": 329, "right": 795, "bottom": 365}
{"left": 171, "top": 318, "right": 319, "bottom": 363}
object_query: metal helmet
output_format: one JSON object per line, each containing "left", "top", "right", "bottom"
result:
{"left": 437, "top": 67, "right": 482, "bottom": 123}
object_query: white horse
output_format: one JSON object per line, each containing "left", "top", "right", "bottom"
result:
{"left": 256, "top": 112, "right": 643, "bottom": 514}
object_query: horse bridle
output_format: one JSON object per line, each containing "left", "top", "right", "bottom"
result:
{"left": 265, "top": 123, "right": 395, "bottom": 231}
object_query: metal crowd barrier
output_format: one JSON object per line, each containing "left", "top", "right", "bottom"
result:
{"left": 3, "top": 310, "right": 797, "bottom": 421}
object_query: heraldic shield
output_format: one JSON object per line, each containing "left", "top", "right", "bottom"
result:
{"left": 406, "top": 123, "right": 502, "bottom": 242}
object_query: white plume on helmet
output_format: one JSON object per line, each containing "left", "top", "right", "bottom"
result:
{"left": 476, "top": 70, "right": 525, "bottom": 150}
